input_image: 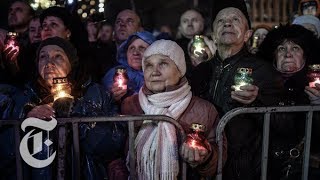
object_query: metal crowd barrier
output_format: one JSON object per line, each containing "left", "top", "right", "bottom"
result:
{"left": 0, "top": 115, "right": 187, "bottom": 180}
{"left": 215, "top": 105, "right": 320, "bottom": 180}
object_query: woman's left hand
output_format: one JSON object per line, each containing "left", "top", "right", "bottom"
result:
{"left": 180, "top": 142, "right": 212, "bottom": 168}
{"left": 231, "top": 84, "right": 259, "bottom": 104}
{"left": 305, "top": 83, "right": 320, "bottom": 104}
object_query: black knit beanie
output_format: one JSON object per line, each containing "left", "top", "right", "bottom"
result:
{"left": 37, "top": 37, "right": 78, "bottom": 67}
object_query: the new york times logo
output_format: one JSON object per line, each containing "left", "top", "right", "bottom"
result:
{"left": 19, "top": 117, "right": 57, "bottom": 168}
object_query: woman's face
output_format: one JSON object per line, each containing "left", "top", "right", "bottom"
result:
{"left": 38, "top": 45, "right": 71, "bottom": 86}
{"left": 276, "top": 40, "right": 305, "bottom": 74}
{"left": 126, "top": 38, "right": 149, "bottom": 70}
{"left": 144, "top": 54, "right": 181, "bottom": 93}
{"left": 41, "top": 16, "right": 71, "bottom": 40}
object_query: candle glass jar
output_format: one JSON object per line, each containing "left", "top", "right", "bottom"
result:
{"left": 113, "top": 67, "right": 129, "bottom": 90}
{"left": 185, "top": 123, "right": 209, "bottom": 150}
{"left": 4, "top": 32, "right": 20, "bottom": 58}
{"left": 51, "top": 77, "right": 74, "bottom": 117}
{"left": 190, "top": 35, "right": 209, "bottom": 60}
{"left": 307, "top": 64, "right": 320, "bottom": 88}
{"left": 232, "top": 68, "right": 253, "bottom": 91}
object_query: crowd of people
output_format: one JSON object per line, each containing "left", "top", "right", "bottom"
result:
{"left": 0, "top": 0, "right": 320, "bottom": 179}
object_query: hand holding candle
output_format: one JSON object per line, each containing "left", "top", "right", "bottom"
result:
{"left": 3, "top": 32, "right": 19, "bottom": 61}
{"left": 180, "top": 123, "right": 211, "bottom": 167}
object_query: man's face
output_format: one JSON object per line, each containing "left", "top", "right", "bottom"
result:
{"left": 86, "top": 21, "right": 98, "bottom": 38}
{"left": 114, "top": 10, "right": 141, "bottom": 43}
{"left": 126, "top": 38, "right": 149, "bottom": 71}
{"left": 29, "top": 18, "right": 41, "bottom": 43}
{"left": 276, "top": 40, "right": 305, "bottom": 74}
{"left": 8, "top": 1, "right": 32, "bottom": 29}
{"left": 98, "top": 25, "right": 113, "bottom": 43}
{"left": 41, "top": 16, "right": 71, "bottom": 40}
{"left": 144, "top": 54, "right": 181, "bottom": 93}
{"left": 179, "top": 10, "right": 204, "bottom": 39}
{"left": 213, "top": 7, "right": 252, "bottom": 47}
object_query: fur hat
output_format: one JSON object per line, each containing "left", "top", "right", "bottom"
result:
{"left": 142, "top": 40, "right": 186, "bottom": 76}
{"left": 37, "top": 37, "right": 78, "bottom": 67}
{"left": 292, "top": 15, "right": 320, "bottom": 37}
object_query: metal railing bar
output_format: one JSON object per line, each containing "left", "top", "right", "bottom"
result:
{"left": 72, "top": 122, "right": 80, "bottom": 180}
{"left": 302, "top": 111, "right": 313, "bottom": 180}
{"left": 128, "top": 121, "right": 136, "bottom": 180}
{"left": 261, "top": 112, "right": 271, "bottom": 180}
{"left": 216, "top": 105, "right": 320, "bottom": 180}
{"left": 15, "top": 123, "right": 23, "bottom": 180}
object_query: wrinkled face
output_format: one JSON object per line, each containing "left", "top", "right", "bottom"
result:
{"left": 126, "top": 38, "right": 149, "bottom": 70}
{"left": 8, "top": 1, "right": 32, "bottom": 29}
{"left": 253, "top": 28, "right": 268, "bottom": 45}
{"left": 144, "top": 54, "right": 181, "bottom": 93}
{"left": 41, "top": 16, "right": 71, "bottom": 40}
{"left": 98, "top": 25, "right": 113, "bottom": 43}
{"left": 302, "top": 5, "right": 317, "bottom": 16}
{"left": 86, "top": 21, "right": 98, "bottom": 38}
{"left": 213, "top": 7, "right": 252, "bottom": 47}
{"left": 301, "top": 23, "right": 318, "bottom": 37}
{"left": 114, "top": 10, "right": 141, "bottom": 43}
{"left": 29, "top": 18, "right": 42, "bottom": 43}
{"left": 276, "top": 40, "right": 305, "bottom": 74}
{"left": 179, "top": 10, "right": 204, "bottom": 39}
{"left": 38, "top": 45, "right": 71, "bottom": 86}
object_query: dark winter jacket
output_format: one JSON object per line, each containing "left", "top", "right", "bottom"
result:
{"left": 191, "top": 46, "right": 283, "bottom": 180}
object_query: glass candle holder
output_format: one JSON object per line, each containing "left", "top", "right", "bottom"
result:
{"left": 4, "top": 32, "right": 20, "bottom": 57}
{"left": 307, "top": 64, "right": 320, "bottom": 88}
{"left": 185, "top": 123, "right": 209, "bottom": 150}
{"left": 113, "top": 67, "right": 128, "bottom": 90}
{"left": 190, "top": 35, "right": 209, "bottom": 60}
{"left": 252, "top": 35, "right": 259, "bottom": 48}
{"left": 232, "top": 68, "right": 253, "bottom": 91}
{"left": 51, "top": 77, "right": 73, "bottom": 101}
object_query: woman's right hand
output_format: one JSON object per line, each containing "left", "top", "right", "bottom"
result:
{"left": 111, "top": 82, "right": 127, "bottom": 102}
{"left": 27, "top": 104, "right": 55, "bottom": 120}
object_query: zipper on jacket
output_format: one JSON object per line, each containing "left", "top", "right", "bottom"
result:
{"left": 212, "top": 63, "right": 231, "bottom": 100}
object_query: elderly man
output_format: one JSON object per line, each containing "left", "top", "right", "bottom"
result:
{"left": 114, "top": 9, "right": 142, "bottom": 47}
{"left": 191, "top": 3, "right": 283, "bottom": 180}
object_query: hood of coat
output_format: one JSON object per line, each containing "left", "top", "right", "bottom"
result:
{"left": 116, "top": 31, "right": 155, "bottom": 68}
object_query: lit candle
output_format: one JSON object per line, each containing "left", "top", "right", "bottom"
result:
{"left": 114, "top": 67, "right": 128, "bottom": 90}
{"left": 233, "top": 68, "right": 253, "bottom": 91}
{"left": 308, "top": 64, "right": 320, "bottom": 88}
{"left": 185, "top": 123, "right": 208, "bottom": 151}
{"left": 309, "top": 77, "right": 320, "bottom": 88}
{"left": 51, "top": 78, "right": 73, "bottom": 101}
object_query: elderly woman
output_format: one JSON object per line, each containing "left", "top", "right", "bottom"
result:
{"left": 258, "top": 24, "right": 320, "bottom": 180}
{"left": 5, "top": 37, "right": 127, "bottom": 180}
{"left": 102, "top": 31, "right": 155, "bottom": 102}
{"left": 121, "top": 40, "right": 226, "bottom": 179}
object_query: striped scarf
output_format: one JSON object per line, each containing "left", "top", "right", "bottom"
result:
{"left": 135, "top": 81, "right": 192, "bottom": 180}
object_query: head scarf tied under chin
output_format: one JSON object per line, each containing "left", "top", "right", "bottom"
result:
{"left": 135, "top": 78, "right": 192, "bottom": 179}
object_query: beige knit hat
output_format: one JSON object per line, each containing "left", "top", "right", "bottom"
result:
{"left": 142, "top": 39, "right": 186, "bottom": 76}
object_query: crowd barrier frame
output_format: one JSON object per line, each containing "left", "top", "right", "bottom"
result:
{"left": 0, "top": 115, "right": 187, "bottom": 180}
{"left": 216, "top": 105, "right": 320, "bottom": 180}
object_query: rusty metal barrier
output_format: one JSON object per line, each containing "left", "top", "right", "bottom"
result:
{"left": 216, "top": 105, "right": 320, "bottom": 180}
{"left": 0, "top": 115, "right": 187, "bottom": 180}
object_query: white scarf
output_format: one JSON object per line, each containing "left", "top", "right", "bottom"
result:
{"left": 135, "top": 82, "right": 192, "bottom": 180}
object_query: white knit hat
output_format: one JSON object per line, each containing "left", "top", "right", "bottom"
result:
{"left": 142, "top": 39, "right": 186, "bottom": 76}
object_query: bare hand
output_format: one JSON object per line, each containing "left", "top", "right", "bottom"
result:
{"left": 231, "top": 84, "right": 259, "bottom": 104}
{"left": 305, "top": 83, "right": 320, "bottom": 104}
{"left": 180, "top": 142, "right": 211, "bottom": 168}
{"left": 111, "top": 82, "right": 127, "bottom": 102}
{"left": 3, "top": 45, "right": 19, "bottom": 62}
{"left": 27, "top": 104, "right": 55, "bottom": 120}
